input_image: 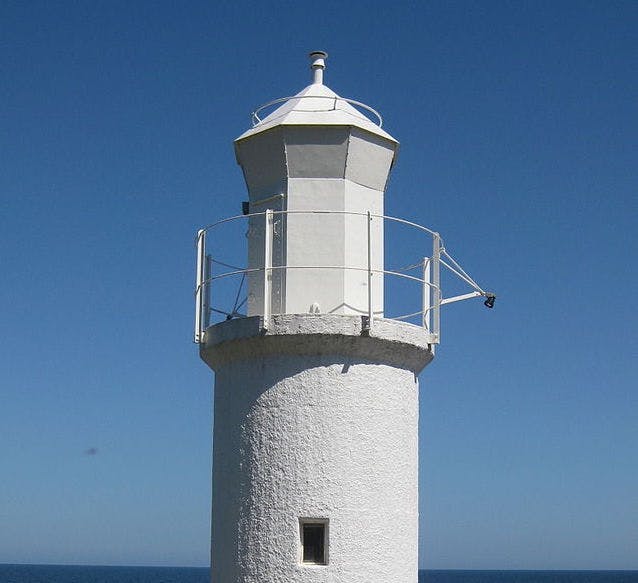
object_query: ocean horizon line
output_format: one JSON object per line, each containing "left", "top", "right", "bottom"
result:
{"left": 2, "top": 563, "right": 637, "bottom": 572}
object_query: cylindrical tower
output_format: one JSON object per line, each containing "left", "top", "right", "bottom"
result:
{"left": 200, "top": 53, "right": 434, "bottom": 583}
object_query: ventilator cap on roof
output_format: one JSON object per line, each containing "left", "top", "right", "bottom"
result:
{"left": 309, "top": 50, "right": 328, "bottom": 84}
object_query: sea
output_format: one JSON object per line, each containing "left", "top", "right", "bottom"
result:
{"left": 1, "top": 566, "right": 637, "bottom": 583}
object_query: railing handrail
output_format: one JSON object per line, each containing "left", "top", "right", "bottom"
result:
{"left": 194, "top": 209, "right": 493, "bottom": 345}
{"left": 195, "top": 265, "right": 440, "bottom": 293}
{"left": 250, "top": 94, "right": 384, "bottom": 127}
{"left": 198, "top": 209, "right": 439, "bottom": 240}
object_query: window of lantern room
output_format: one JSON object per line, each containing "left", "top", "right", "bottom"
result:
{"left": 299, "top": 518, "right": 328, "bottom": 565}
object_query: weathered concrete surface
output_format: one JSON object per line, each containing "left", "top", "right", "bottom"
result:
{"left": 201, "top": 314, "right": 433, "bottom": 373}
{"left": 201, "top": 315, "right": 432, "bottom": 583}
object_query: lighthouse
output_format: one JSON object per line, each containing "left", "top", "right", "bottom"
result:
{"left": 194, "top": 52, "right": 494, "bottom": 583}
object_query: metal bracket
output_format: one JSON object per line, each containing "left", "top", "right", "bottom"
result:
{"left": 440, "top": 291, "right": 482, "bottom": 306}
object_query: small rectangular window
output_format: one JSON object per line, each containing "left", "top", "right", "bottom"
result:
{"left": 300, "top": 518, "right": 328, "bottom": 565}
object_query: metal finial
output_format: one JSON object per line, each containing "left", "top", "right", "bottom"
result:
{"left": 309, "top": 51, "right": 328, "bottom": 84}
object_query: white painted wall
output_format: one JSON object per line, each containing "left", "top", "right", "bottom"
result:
{"left": 283, "top": 177, "right": 384, "bottom": 316}
{"left": 220, "top": 72, "right": 415, "bottom": 583}
{"left": 202, "top": 316, "right": 432, "bottom": 583}
{"left": 237, "top": 126, "right": 394, "bottom": 318}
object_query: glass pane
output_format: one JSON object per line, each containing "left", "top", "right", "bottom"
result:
{"left": 302, "top": 523, "right": 325, "bottom": 564}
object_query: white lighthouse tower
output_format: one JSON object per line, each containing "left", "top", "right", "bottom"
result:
{"left": 194, "top": 51, "right": 494, "bottom": 583}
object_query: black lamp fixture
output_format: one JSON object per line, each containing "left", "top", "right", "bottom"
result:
{"left": 484, "top": 294, "right": 496, "bottom": 309}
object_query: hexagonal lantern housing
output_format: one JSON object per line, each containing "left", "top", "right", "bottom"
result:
{"left": 235, "top": 55, "right": 398, "bottom": 318}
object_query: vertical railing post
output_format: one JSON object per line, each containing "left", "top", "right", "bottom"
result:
{"left": 366, "top": 211, "right": 373, "bottom": 331}
{"left": 432, "top": 232, "right": 441, "bottom": 344}
{"left": 204, "top": 254, "right": 212, "bottom": 330}
{"left": 194, "top": 229, "right": 206, "bottom": 343}
{"left": 263, "top": 209, "right": 273, "bottom": 327}
{"left": 422, "top": 257, "right": 431, "bottom": 331}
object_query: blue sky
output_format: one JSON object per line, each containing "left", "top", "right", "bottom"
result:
{"left": 1, "top": 0, "right": 637, "bottom": 570}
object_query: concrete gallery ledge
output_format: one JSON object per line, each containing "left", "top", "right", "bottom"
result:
{"left": 200, "top": 314, "right": 434, "bottom": 373}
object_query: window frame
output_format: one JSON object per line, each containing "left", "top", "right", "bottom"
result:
{"left": 298, "top": 517, "right": 329, "bottom": 566}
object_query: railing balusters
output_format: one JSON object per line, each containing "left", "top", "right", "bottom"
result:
{"left": 194, "top": 229, "right": 206, "bottom": 343}
{"left": 263, "top": 209, "right": 273, "bottom": 328}
{"left": 432, "top": 233, "right": 441, "bottom": 345}
{"left": 194, "top": 210, "right": 488, "bottom": 346}
{"left": 366, "top": 211, "right": 373, "bottom": 331}
{"left": 422, "top": 257, "right": 431, "bottom": 332}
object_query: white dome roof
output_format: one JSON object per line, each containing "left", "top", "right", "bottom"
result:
{"left": 235, "top": 81, "right": 397, "bottom": 144}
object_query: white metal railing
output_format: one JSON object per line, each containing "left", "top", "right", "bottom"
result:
{"left": 251, "top": 94, "right": 384, "bottom": 127}
{"left": 194, "top": 210, "right": 495, "bottom": 345}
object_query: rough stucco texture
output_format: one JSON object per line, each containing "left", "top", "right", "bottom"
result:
{"left": 207, "top": 319, "right": 422, "bottom": 583}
